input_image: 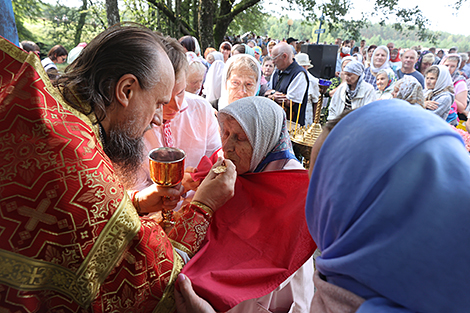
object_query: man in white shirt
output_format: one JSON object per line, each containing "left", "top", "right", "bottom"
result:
{"left": 265, "top": 42, "right": 309, "bottom": 125}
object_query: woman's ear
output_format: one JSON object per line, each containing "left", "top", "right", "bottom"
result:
{"left": 115, "top": 74, "right": 139, "bottom": 108}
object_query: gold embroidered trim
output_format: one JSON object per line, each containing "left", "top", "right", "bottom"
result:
{"left": 153, "top": 248, "right": 184, "bottom": 313}
{"left": 0, "top": 36, "right": 28, "bottom": 63}
{"left": 169, "top": 239, "right": 194, "bottom": 259}
{"left": 0, "top": 248, "right": 83, "bottom": 303}
{"left": 3, "top": 36, "right": 102, "bottom": 142}
{"left": 0, "top": 192, "right": 141, "bottom": 308}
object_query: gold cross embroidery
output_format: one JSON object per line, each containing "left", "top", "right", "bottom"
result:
{"left": 18, "top": 198, "right": 57, "bottom": 231}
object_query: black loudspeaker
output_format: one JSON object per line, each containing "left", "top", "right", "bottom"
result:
{"left": 301, "top": 44, "right": 338, "bottom": 79}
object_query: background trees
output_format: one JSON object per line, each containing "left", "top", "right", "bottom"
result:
{"left": 12, "top": 0, "right": 470, "bottom": 55}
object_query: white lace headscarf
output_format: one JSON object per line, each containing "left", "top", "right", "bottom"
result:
{"left": 219, "top": 96, "right": 288, "bottom": 172}
{"left": 370, "top": 46, "right": 391, "bottom": 73}
{"left": 394, "top": 75, "right": 424, "bottom": 107}
{"left": 218, "top": 54, "right": 261, "bottom": 110}
{"left": 203, "top": 60, "right": 225, "bottom": 102}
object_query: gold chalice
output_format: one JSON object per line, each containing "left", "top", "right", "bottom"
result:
{"left": 149, "top": 147, "right": 186, "bottom": 227}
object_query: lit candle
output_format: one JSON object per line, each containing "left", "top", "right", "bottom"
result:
{"left": 289, "top": 100, "right": 292, "bottom": 132}
{"left": 295, "top": 100, "right": 302, "bottom": 135}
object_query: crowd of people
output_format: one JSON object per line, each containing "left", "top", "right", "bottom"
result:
{"left": 1, "top": 21, "right": 470, "bottom": 313}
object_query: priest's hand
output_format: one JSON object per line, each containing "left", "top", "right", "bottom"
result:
{"left": 136, "top": 183, "right": 184, "bottom": 213}
{"left": 175, "top": 274, "right": 216, "bottom": 313}
{"left": 192, "top": 157, "right": 236, "bottom": 212}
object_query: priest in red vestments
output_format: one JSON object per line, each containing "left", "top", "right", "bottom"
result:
{"left": 0, "top": 25, "right": 236, "bottom": 313}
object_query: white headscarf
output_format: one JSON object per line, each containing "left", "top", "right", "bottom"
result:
{"left": 425, "top": 65, "right": 453, "bottom": 93}
{"left": 424, "top": 65, "right": 454, "bottom": 101}
{"left": 219, "top": 96, "right": 287, "bottom": 172}
{"left": 370, "top": 45, "right": 391, "bottom": 73}
{"left": 192, "top": 36, "right": 201, "bottom": 57}
{"left": 203, "top": 60, "right": 225, "bottom": 102}
{"left": 218, "top": 54, "right": 262, "bottom": 110}
{"left": 209, "top": 51, "right": 224, "bottom": 62}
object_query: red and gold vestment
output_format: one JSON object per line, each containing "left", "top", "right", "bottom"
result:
{"left": 0, "top": 36, "right": 208, "bottom": 313}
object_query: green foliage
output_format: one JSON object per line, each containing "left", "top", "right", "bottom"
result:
{"left": 12, "top": 0, "right": 44, "bottom": 41}
{"left": 226, "top": 4, "right": 268, "bottom": 36}
{"left": 261, "top": 16, "right": 470, "bottom": 51}
{"left": 16, "top": 1, "right": 104, "bottom": 55}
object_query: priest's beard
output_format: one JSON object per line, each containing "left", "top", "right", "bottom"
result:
{"left": 102, "top": 120, "right": 147, "bottom": 189}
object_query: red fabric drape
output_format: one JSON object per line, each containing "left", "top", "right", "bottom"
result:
{"left": 182, "top": 170, "right": 317, "bottom": 312}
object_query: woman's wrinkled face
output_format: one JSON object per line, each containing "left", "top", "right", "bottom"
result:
{"left": 443, "top": 59, "right": 458, "bottom": 75}
{"left": 340, "top": 60, "right": 352, "bottom": 81}
{"left": 219, "top": 115, "right": 253, "bottom": 175}
{"left": 163, "top": 71, "right": 186, "bottom": 121}
{"left": 391, "top": 83, "right": 400, "bottom": 98}
{"left": 226, "top": 67, "right": 257, "bottom": 104}
{"left": 344, "top": 72, "right": 359, "bottom": 86}
{"left": 426, "top": 72, "right": 438, "bottom": 90}
{"left": 373, "top": 49, "right": 387, "bottom": 68}
{"left": 376, "top": 73, "right": 389, "bottom": 91}
{"left": 185, "top": 71, "right": 204, "bottom": 94}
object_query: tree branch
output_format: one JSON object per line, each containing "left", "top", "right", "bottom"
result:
{"left": 216, "top": 0, "right": 261, "bottom": 21}
{"left": 146, "top": 0, "right": 194, "bottom": 35}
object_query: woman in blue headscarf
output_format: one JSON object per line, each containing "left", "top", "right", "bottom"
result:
{"left": 306, "top": 99, "right": 470, "bottom": 312}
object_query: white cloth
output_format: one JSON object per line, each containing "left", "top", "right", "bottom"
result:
{"left": 209, "top": 51, "right": 224, "bottom": 62}
{"left": 305, "top": 72, "right": 320, "bottom": 125}
{"left": 227, "top": 257, "right": 315, "bottom": 313}
{"left": 328, "top": 81, "right": 377, "bottom": 120}
{"left": 376, "top": 89, "right": 394, "bottom": 100}
{"left": 218, "top": 54, "right": 262, "bottom": 110}
{"left": 219, "top": 96, "right": 286, "bottom": 172}
{"left": 203, "top": 60, "right": 224, "bottom": 102}
{"left": 41, "top": 57, "right": 57, "bottom": 71}
{"left": 133, "top": 92, "right": 221, "bottom": 190}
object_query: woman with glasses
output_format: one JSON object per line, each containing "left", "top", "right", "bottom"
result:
{"left": 216, "top": 54, "right": 261, "bottom": 110}
{"left": 41, "top": 44, "right": 68, "bottom": 72}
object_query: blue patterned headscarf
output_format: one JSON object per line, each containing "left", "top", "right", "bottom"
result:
{"left": 306, "top": 99, "right": 470, "bottom": 312}
{"left": 219, "top": 96, "right": 297, "bottom": 173}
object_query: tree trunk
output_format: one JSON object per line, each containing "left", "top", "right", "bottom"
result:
{"left": 198, "top": 0, "right": 213, "bottom": 51}
{"left": 213, "top": 18, "right": 232, "bottom": 49}
{"left": 192, "top": 0, "right": 198, "bottom": 39}
{"left": 74, "top": 0, "right": 88, "bottom": 46}
{"left": 106, "top": 0, "right": 120, "bottom": 27}
{"left": 176, "top": 0, "right": 181, "bottom": 38}
{"left": 166, "top": 0, "right": 172, "bottom": 36}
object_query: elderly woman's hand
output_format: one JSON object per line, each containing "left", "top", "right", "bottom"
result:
{"left": 192, "top": 157, "right": 236, "bottom": 212}
{"left": 175, "top": 274, "right": 216, "bottom": 313}
{"left": 135, "top": 184, "right": 184, "bottom": 214}
{"left": 182, "top": 167, "right": 200, "bottom": 192}
{"left": 425, "top": 100, "right": 439, "bottom": 110}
